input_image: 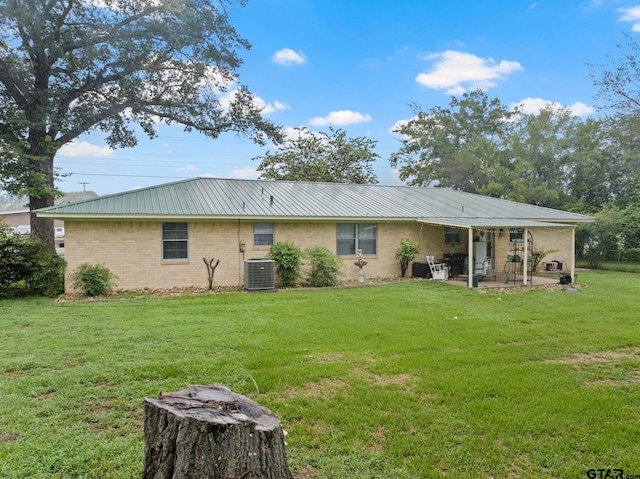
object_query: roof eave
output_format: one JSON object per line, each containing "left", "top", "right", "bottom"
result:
{"left": 35, "top": 212, "right": 423, "bottom": 222}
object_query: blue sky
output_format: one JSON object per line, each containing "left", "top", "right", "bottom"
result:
{"left": 55, "top": 0, "right": 640, "bottom": 195}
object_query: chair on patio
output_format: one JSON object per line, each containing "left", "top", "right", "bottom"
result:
{"left": 479, "top": 257, "right": 496, "bottom": 281}
{"left": 426, "top": 255, "right": 449, "bottom": 280}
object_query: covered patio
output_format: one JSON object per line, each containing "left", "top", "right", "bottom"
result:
{"left": 418, "top": 217, "right": 577, "bottom": 289}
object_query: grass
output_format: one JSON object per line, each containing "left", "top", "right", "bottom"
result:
{"left": 1, "top": 270, "right": 639, "bottom": 478}
{"left": 576, "top": 260, "right": 640, "bottom": 274}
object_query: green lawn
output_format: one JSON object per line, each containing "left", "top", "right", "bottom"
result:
{"left": 576, "top": 260, "right": 640, "bottom": 274}
{"left": 1, "top": 271, "right": 639, "bottom": 478}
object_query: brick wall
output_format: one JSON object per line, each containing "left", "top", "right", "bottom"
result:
{"left": 63, "top": 220, "right": 575, "bottom": 292}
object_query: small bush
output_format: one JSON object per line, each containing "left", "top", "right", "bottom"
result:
{"left": 394, "top": 238, "right": 420, "bottom": 277}
{"left": 304, "top": 245, "right": 343, "bottom": 287}
{"left": 71, "top": 263, "right": 116, "bottom": 296}
{"left": 268, "top": 241, "right": 303, "bottom": 287}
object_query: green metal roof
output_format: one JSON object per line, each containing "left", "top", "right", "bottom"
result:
{"left": 418, "top": 218, "right": 571, "bottom": 229}
{"left": 36, "top": 177, "right": 594, "bottom": 225}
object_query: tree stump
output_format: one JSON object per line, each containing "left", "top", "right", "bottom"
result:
{"left": 143, "top": 384, "right": 293, "bottom": 479}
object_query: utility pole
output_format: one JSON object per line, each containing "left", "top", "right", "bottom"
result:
{"left": 79, "top": 182, "right": 89, "bottom": 192}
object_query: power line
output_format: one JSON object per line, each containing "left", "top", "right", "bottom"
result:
{"left": 66, "top": 172, "right": 193, "bottom": 179}
{"left": 60, "top": 171, "right": 403, "bottom": 186}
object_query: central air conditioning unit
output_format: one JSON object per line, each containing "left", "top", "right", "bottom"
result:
{"left": 244, "top": 258, "right": 276, "bottom": 292}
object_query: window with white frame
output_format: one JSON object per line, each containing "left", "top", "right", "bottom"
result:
{"left": 162, "top": 222, "right": 189, "bottom": 260}
{"left": 254, "top": 222, "right": 274, "bottom": 246}
{"left": 336, "top": 223, "right": 377, "bottom": 255}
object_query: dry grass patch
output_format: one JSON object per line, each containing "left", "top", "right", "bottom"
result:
{"left": 292, "top": 465, "right": 320, "bottom": 479}
{"left": 0, "top": 432, "right": 17, "bottom": 444}
{"left": 365, "top": 425, "right": 387, "bottom": 453}
{"left": 548, "top": 347, "right": 640, "bottom": 386}
{"left": 363, "top": 372, "right": 414, "bottom": 388}
{"left": 310, "top": 352, "right": 344, "bottom": 363}
{"left": 550, "top": 348, "right": 640, "bottom": 367}
{"left": 283, "top": 378, "right": 351, "bottom": 400}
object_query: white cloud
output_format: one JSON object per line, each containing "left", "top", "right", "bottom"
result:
{"left": 513, "top": 97, "right": 595, "bottom": 117}
{"left": 198, "top": 173, "right": 216, "bottom": 178}
{"left": 618, "top": 6, "right": 640, "bottom": 31}
{"left": 230, "top": 167, "right": 260, "bottom": 180}
{"left": 567, "top": 101, "right": 595, "bottom": 117}
{"left": 582, "top": 0, "right": 604, "bottom": 10}
{"left": 272, "top": 48, "right": 307, "bottom": 65}
{"left": 309, "top": 110, "right": 372, "bottom": 126}
{"left": 261, "top": 99, "right": 291, "bottom": 114}
{"left": 58, "top": 141, "right": 114, "bottom": 158}
{"left": 415, "top": 50, "right": 523, "bottom": 94}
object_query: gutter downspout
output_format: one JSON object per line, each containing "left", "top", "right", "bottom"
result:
{"left": 467, "top": 228, "right": 473, "bottom": 288}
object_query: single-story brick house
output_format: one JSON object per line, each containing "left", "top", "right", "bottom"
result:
{"left": 36, "top": 178, "right": 593, "bottom": 291}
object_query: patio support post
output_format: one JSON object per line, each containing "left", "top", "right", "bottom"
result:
{"left": 571, "top": 227, "right": 576, "bottom": 282}
{"left": 522, "top": 228, "right": 529, "bottom": 286}
{"left": 467, "top": 227, "right": 473, "bottom": 288}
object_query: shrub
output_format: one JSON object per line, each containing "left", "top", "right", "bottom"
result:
{"left": 268, "top": 241, "right": 303, "bottom": 287}
{"left": 71, "top": 263, "right": 116, "bottom": 296}
{"left": 304, "top": 245, "right": 343, "bottom": 287}
{"left": 0, "top": 231, "right": 65, "bottom": 297}
{"left": 394, "top": 238, "right": 420, "bottom": 277}
{"left": 530, "top": 248, "right": 559, "bottom": 271}
{"left": 30, "top": 249, "right": 66, "bottom": 296}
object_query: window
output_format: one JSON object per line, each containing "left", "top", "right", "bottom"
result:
{"left": 444, "top": 227, "right": 461, "bottom": 244}
{"left": 509, "top": 230, "right": 524, "bottom": 242}
{"left": 254, "top": 222, "right": 274, "bottom": 246}
{"left": 336, "top": 223, "right": 377, "bottom": 255}
{"left": 162, "top": 222, "right": 188, "bottom": 260}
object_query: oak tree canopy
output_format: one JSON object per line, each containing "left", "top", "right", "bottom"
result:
{"left": 0, "top": 0, "right": 281, "bottom": 249}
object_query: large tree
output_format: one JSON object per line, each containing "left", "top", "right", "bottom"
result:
{"left": 0, "top": 0, "right": 281, "bottom": 250}
{"left": 503, "top": 104, "right": 580, "bottom": 209}
{"left": 254, "top": 126, "right": 379, "bottom": 184}
{"left": 389, "top": 90, "right": 628, "bottom": 211}
{"left": 389, "top": 90, "right": 515, "bottom": 191}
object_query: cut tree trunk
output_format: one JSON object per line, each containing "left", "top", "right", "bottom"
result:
{"left": 143, "top": 384, "right": 293, "bottom": 479}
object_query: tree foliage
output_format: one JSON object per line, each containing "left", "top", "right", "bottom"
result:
{"left": 590, "top": 33, "right": 640, "bottom": 119}
{"left": 390, "top": 90, "right": 640, "bottom": 213}
{"left": 0, "top": 0, "right": 281, "bottom": 250}
{"left": 254, "top": 127, "right": 379, "bottom": 183}
{"left": 390, "top": 90, "right": 515, "bottom": 190}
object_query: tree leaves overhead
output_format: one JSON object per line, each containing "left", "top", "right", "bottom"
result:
{"left": 0, "top": 0, "right": 281, "bottom": 249}
{"left": 254, "top": 127, "right": 379, "bottom": 184}
{"left": 0, "top": 0, "right": 279, "bottom": 155}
